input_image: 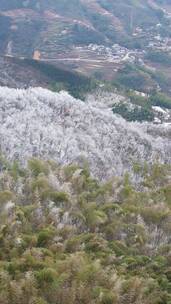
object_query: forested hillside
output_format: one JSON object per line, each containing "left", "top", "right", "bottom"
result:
{"left": 0, "top": 2, "right": 171, "bottom": 303}
{"left": 0, "top": 0, "right": 167, "bottom": 57}
{"left": 0, "top": 156, "right": 171, "bottom": 304}
{"left": 0, "top": 87, "right": 170, "bottom": 179}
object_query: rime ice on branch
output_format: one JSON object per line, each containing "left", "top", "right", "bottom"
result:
{"left": 0, "top": 87, "right": 170, "bottom": 179}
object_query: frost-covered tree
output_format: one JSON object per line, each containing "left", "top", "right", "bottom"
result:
{"left": 0, "top": 86, "right": 170, "bottom": 179}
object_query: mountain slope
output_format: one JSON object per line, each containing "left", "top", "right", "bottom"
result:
{"left": 0, "top": 0, "right": 167, "bottom": 58}
{"left": 0, "top": 87, "right": 170, "bottom": 179}
{"left": 0, "top": 156, "right": 171, "bottom": 304}
{"left": 0, "top": 56, "right": 96, "bottom": 98}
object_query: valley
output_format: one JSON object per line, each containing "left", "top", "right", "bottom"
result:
{"left": 1, "top": 0, "right": 171, "bottom": 96}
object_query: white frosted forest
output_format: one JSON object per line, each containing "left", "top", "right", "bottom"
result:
{"left": 0, "top": 86, "right": 171, "bottom": 179}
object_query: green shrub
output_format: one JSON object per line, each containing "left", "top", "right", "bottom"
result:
{"left": 150, "top": 93, "right": 171, "bottom": 109}
{"left": 28, "top": 159, "right": 49, "bottom": 177}
{"left": 36, "top": 268, "right": 57, "bottom": 284}
{"left": 0, "top": 191, "right": 13, "bottom": 204}
{"left": 100, "top": 290, "right": 117, "bottom": 304}
{"left": 37, "top": 229, "right": 54, "bottom": 247}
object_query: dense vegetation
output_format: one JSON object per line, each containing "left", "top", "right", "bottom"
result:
{"left": 114, "top": 64, "right": 157, "bottom": 93}
{"left": 0, "top": 156, "right": 171, "bottom": 304}
{"left": 146, "top": 51, "right": 171, "bottom": 67}
{"left": 112, "top": 103, "right": 154, "bottom": 122}
{"left": 23, "top": 59, "right": 97, "bottom": 99}
{"left": 110, "top": 63, "right": 171, "bottom": 121}
{"left": 150, "top": 92, "right": 171, "bottom": 109}
{"left": 112, "top": 88, "right": 171, "bottom": 122}
{"left": 0, "top": 0, "right": 169, "bottom": 60}
{"left": 113, "top": 63, "right": 171, "bottom": 96}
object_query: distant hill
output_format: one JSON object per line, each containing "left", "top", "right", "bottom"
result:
{"left": 0, "top": 0, "right": 168, "bottom": 58}
{"left": 1, "top": 0, "right": 171, "bottom": 100}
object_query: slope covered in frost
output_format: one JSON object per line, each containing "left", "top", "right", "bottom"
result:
{"left": 0, "top": 86, "right": 171, "bottom": 179}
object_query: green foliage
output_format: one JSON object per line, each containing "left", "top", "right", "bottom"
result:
{"left": 112, "top": 103, "right": 154, "bottom": 122}
{"left": 141, "top": 206, "right": 169, "bottom": 224}
{"left": 150, "top": 92, "right": 171, "bottom": 109}
{"left": 31, "top": 176, "right": 50, "bottom": 192}
{"left": 24, "top": 59, "right": 97, "bottom": 100}
{"left": 146, "top": 50, "right": 171, "bottom": 66}
{"left": 36, "top": 268, "right": 57, "bottom": 284}
{"left": 163, "top": 185, "right": 171, "bottom": 205}
{"left": 0, "top": 190, "right": 13, "bottom": 204}
{"left": 0, "top": 157, "right": 170, "bottom": 303}
{"left": 114, "top": 64, "right": 156, "bottom": 92}
{"left": 37, "top": 229, "right": 54, "bottom": 247}
{"left": 28, "top": 159, "right": 49, "bottom": 177}
{"left": 43, "top": 191, "right": 68, "bottom": 204}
